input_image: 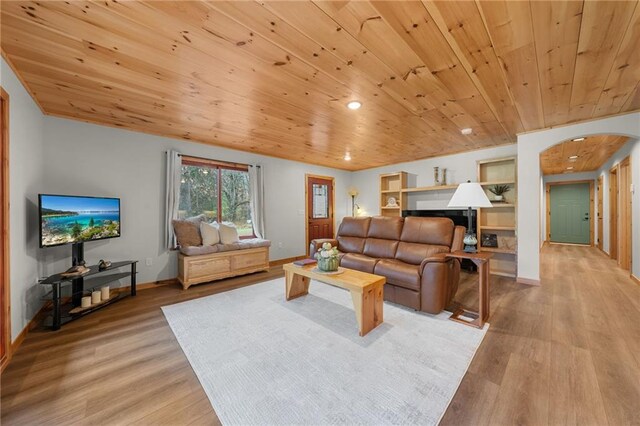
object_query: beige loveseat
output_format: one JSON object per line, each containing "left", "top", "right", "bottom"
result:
{"left": 173, "top": 216, "right": 270, "bottom": 290}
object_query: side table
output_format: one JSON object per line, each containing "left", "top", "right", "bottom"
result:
{"left": 446, "top": 251, "right": 493, "bottom": 329}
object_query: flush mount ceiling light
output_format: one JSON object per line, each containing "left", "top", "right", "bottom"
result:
{"left": 347, "top": 101, "right": 362, "bottom": 110}
{"left": 569, "top": 155, "right": 579, "bottom": 159}
{"left": 566, "top": 166, "right": 574, "bottom": 170}
{"left": 460, "top": 128, "right": 473, "bottom": 135}
{"left": 572, "top": 137, "right": 586, "bottom": 142}
{"left": 344, "top": 153, "right": 352, "bottom": 161}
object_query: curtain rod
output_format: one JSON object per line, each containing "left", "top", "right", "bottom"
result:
{"left": 176, "top": 153, "right": 260, "bottom": 168}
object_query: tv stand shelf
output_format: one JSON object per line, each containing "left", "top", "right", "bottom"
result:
{"left": 39, "top": 260, "right": 138, "bottom": 330}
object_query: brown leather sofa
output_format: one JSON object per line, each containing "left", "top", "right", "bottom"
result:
{"left": 310, "top": 216, "right": 465, "bottom": 314}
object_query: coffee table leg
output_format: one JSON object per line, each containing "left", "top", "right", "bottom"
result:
{"left": 285, "top": 271, "right": 310, "bottom": 300}
{"left": 351, "top": 284, "right": 384, "bottom": 336}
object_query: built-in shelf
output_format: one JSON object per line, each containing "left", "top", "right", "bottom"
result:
{"left": 489, "top": 203, "right": 515, "bottom": 208}
{"left": 480, "top": 180, "right": 516, "bottom": 186}
{"left": 380, "top": 172, "right": 407, "bottom": 217}
{"left": 381, "top": 206, "right": 400, "bottom": 210}
{"left": 380, "top": 189, "right": 401, "bottom": 194}
{"left": 402, "top": 184, "right": 458, "bottom": 193}
{"left": 480, "top": 247, "right": 516, "bottom": 254}
{"left": 480, "top": 225, "right": 516, "bottom": 231}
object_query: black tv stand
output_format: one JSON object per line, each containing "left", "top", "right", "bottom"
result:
{"left": 39, "top": 260, "right": 138, "bottom": 330}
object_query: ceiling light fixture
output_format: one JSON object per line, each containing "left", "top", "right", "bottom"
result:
{"left": 566, "top": 166, "right": 574, "bottom": 170}
{"left": 572, "top": 137, "right": 586, "bottom": 142}
{"left": 460, "top": 128, "right": 473, "bottom": 135}
{"left": 347, "top": 101, "right": 362, "bottom": 110}
{"left": 569, "top": 155, "right": 578, "bottom": 159}
{"left": 344, "top": 153, "right": 352, "bottom": 161}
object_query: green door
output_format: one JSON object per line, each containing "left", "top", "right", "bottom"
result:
{"left": 550, "top": 183, "right": 590, "bottom": 244}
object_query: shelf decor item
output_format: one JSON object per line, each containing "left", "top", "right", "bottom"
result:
{"left": 91, "top": 291, "right": 101, "bottom": 304}
{"left": 448, "top": 181, "right": 493, "bottom": 252}
{"left": 101, "top": 286, "right": 110, "bottom": 300}
{"left": 487, "top": 184, "right": 510, "bottom": 202}
{"left": 81, "top": 296, "right": 91, "bottom": 308}
{"left": 386, "top": 196, "right": 398, "bottom": 207}
{"left": 434, "top": 167, "right": 440, "bottom": 185}
{"left": 314, "top": 242, "right": 339, "bottom": 272}
{"left": 481, "top": 233, "right": 498, "bottom": 248}
{"left": 441, "top": 168, "right": 447, "bottom": 186}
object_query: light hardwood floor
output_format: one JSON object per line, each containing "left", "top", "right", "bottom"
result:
{"left": 2, "top": 245, "right": 639, "bottom": 425}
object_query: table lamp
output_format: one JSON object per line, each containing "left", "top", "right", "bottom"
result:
{"left": 448, "top": 181, "right": 493, "bottom": 252}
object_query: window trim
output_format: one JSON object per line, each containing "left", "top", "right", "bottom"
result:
{"left": 181, "top": 155, "right": 255, "bottom": 239}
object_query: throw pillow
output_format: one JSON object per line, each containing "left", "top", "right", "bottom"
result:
{"left": 218, "top": 222, "right": 240, "bottom": 244}
{"left": 172, "top": 214, "right": 206, "bottom": 247}
{"left": 200, "top": 221, "right": 220, "bottom": 246}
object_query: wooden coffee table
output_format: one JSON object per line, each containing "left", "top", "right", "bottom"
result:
{"left": 282, "top": 263, "right": 386, "bottom": 336}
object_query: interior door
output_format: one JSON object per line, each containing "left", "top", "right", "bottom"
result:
{"left": 0, "top": 88, "right": 7, "bottom": 369}
{"left": 610, "top": 167, "right": 618, "bottom": 260}
{"left": 306, "top": 175, "right": 334, "bottom": 255}
{"left": 619, "top": 157, "right": 632, "bottom": 270}
{"left": 549, "top": 183, "right": 591, "bottom": 244}
{"left": 597, "top": 176, "right": 603, "bottom": 250}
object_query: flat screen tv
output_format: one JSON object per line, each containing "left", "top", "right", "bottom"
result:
{"left": 39, "top": 194, "right": 121, "bottom": 248}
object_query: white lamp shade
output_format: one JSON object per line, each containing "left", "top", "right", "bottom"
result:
{"left": 448, "top": 182, "right": 493, "bottom": 208}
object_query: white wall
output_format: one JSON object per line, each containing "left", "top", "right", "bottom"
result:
{"left": 1, "top": 58, "right": 46, "bottom": 341}
{"left": 596, "top": 138, "right": 640, "bottom": 278}
{"left": 351, "top": 145, "right": 517, "bottom": 216}
{"left": 517, "top": 112, "right": 640, "bottom": 282}
{"left": 40, "top": 117, "right": 351, "bottom": 285}
{"left": 540, "top": 171, "right": 598, "bottom": 244}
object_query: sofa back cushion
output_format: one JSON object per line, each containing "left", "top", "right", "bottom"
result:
{"left": 363, "top": 238, "right": 399, "bottom": 259}
{"left": 367, "top": 216, "right": 404, "bottom": 240}
{"left": 336, "top": 217, "right": 371, "bottom": 254}
{"left": 395, "top": 217, "right": 455, "bottom": 265}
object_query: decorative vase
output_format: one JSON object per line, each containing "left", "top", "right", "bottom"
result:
{"left": 441, "top": 168, "right": 447, "bottom": 186}
{"left": 318, "top": 257, "right": 339, "bottom": 272}
{"left": 494, "top": 195, "right": 503, "bottom": 201}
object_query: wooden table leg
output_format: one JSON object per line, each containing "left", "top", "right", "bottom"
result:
{"left": 351, "top": 284, "right": 384, "bottom": 336}
{"left": 285, "top": 270, "right": 310, "bottom": 300}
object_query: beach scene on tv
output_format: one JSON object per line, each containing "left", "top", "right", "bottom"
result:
{"left": 40, "top": 195, "right": 120, "bottom": 247}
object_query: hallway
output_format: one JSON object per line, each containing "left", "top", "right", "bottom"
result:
{"left": 442, "top": 244, "right": 640, "bottom": 425}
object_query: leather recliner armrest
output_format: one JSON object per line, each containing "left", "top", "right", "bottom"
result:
{"left": 309, "top": 238, "right": 338, "bottom": 256}
{"left": 419, "top": 253, "right": 451, "bottom": 271}
{"left": 420, "top": 253, "right": 456, "bottom": 314}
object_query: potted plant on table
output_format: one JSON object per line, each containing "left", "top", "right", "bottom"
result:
{"left": 315, "top": 242, "right": 339, "bottom": 272}
{"left": 488, "top": 184, "right": 511, "bottom": 202}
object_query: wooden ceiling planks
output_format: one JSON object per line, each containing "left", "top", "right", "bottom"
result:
{"left": 1, "top": 1, "right": 639, "bottom": 171}
{"left": 540, "top": 135, "right": 630, "bottom": 175}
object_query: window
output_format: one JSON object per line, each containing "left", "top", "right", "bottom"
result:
{"left": 179, "top": 156, "right": 254, "bottom": 238}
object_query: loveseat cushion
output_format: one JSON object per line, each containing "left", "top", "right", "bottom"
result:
{"left": 363, "top": 238, "right": 399, "bottom": 259}
{"left": 367, "top": 216, "right": 404, "bottom": 240}
{"left": 179, "top": 238, "right": 271, "bottom": 256}
{"left": 340, "top": 253, "right": 379, "bottom": 273}
{"left": 374, "top": 259, "right": 421, "bottom": 291}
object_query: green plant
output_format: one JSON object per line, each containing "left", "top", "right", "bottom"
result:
{"left": 488, "top": 184, "right": 511, "bottom": 196}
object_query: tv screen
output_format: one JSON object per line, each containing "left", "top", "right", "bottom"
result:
{"left": 39, "top": 194, "right": 121, "bottom": 247}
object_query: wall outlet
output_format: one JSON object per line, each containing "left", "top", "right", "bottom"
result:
{"left": 145, "top": 257, "right": 153, "bottom": 266}
{"left": 277, "top": 242, "right": 284, "bottom": 249}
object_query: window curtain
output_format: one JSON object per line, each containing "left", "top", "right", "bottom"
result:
{"left": 165, "top": 150, "right": 182, "bottom": 249}
{"left": 248, "top": 164, "right": 266, "bottom": 239}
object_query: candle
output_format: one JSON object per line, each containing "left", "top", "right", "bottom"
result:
{"left": 81, "top": 296, "right": 91, "bottom": 308}
{"left": 101, "top": 286, "right": 110, "bottom": 300}
{"left": 91, "top": 291, "right": 101, "bottom": 304}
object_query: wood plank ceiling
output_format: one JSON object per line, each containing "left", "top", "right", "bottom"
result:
{"left": 540, "top": 135, "right": 629, "bottom": 175}
{"left": 1, "top": 1, "right": 639, "bottom": 170}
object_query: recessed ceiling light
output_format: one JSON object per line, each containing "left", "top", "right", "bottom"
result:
{"left": 566, "top": 166, "right": 574, "bottom": 170}
{"left": 569, "top": 155, "right": 578, "bottom": 159}
{"left": 572, "top": 137, "right": 586, "bottom": 142}
{"left": 344, "top": 153, "right": 352, "bottom": 161}
{"left": 461, "top": 128, "right": 473, "bottom": 135}
{"left": 347, "top": 101, "right": 362, "bottom": 110}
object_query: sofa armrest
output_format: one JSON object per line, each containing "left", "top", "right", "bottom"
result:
{"left": 309, "top": 238, "right": 338, "bottom": 256}
{"left": 419, "top": 254, "right": 458, "bottom": 314}
{"left": 452, "top": 226, "right": 466, "bottom": 252}
{"left": 419, "top": 253, "right": 450, "bottom": 271}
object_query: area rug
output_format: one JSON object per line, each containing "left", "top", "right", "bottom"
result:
{"left": 162, "top": 278, "right": 488, "bottom": 425}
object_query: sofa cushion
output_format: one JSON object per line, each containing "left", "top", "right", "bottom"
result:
{"left": 395, "top": 242, "right": 450, "bottom": 265}
{"left": 363, "top": 238, "right": 399, "bottom": 259}
{"left": 367, "top": 216, "right": 404, "bottom": 240}
{"left": 172, "top": 214, "right": 206, "bottom": 247}
{"left": 400, "top": 217, "right": 454, "bottom": 246}
{"left": 340, "top": 253, "right": 379, "bottom": 274}
{"left": 374, "top": 259, "right": 421, "bottom": 291}
{"left": 337, "top": 217, "right": 371, "bottom": 237}
{"left": 337, "top": 236, "right": 366, "bottom": 254}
